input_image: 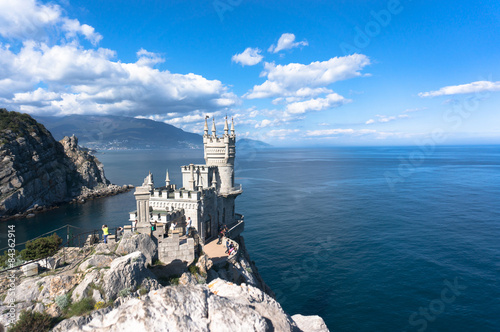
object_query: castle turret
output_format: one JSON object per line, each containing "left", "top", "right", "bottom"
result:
{"left": 203, "top": 117, "right": 236, "bottom": 194}
{"left": 165, "top": 169, "right": 170, "bottom": 188}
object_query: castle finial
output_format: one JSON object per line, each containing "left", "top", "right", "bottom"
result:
{"left": 211, "top": 117, "right": 216, "bottom": 137}
{"left": 204, "top": 116, "right": 209, "bottom": 137}
{"left": 224, "top": 116, "right": 229, "bottom": 136}
{"left": 231, "top": 117, "right": 235, "bottom": 136}
{"left": 165, "top": 169, "right": 170, "bottom": 187}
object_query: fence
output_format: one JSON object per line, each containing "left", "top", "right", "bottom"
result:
{"left": 0, "top": 224, "right": 122, "bottom": 274}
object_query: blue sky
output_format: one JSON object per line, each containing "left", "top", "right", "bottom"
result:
{"left": 0, "top": 0, "right": 499, "bottom": 146}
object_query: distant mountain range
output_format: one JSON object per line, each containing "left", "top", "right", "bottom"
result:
{"left": 237, "top": 138, "right": 272, "bottom": 150}
{"left": 34, "top": 115, "right": 201, "bottom": 150}
{"left": 34, "top": 115, "right": 271, "bottom": 150}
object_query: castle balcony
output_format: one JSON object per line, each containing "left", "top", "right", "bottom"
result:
{"left": 220, "top": 184, "right": 243, "bottom": 197}
{"left": 226, "top": 213, "right": 244, "bottom": 239}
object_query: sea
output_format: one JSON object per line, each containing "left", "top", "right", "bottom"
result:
{"left": 1, "top": 145, "right": 499, "bottom": 331}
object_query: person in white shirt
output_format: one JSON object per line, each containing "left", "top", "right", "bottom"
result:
{"left": 185, "top": 217, "right": 192, "bottom": 236}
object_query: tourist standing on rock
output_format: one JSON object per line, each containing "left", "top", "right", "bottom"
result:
{"left": 132, "top": 219, "right": 137, "bottom": 232}
{"left": 185, "top": 217, "right": 192, "bottom": 236}
{"left": 102, "top": 225, "right": 109, "bottom": 243}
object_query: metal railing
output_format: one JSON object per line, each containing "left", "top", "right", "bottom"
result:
{"left": 0, "top": 225, "right": 123, "bottom": 274}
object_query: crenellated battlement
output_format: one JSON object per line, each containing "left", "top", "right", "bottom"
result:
{"left": 133, "top": 116, "right": 242, "bottom": 243}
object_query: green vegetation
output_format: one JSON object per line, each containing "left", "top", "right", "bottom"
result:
{"left": 118, "top": 287, "right": 132, "bottom": 298}
{"left": 0, "top": 108, "right": 50, "bottom": 139}
{"left": 55, "top": 294, "right": 70, "bottom": 311}
{"left": 188, "top": 264, "right": 199, "bottom": 275}
{"left": 66, "top": 298, "right": 95, "bottom": 317}
{"left": 8, "top": 310, "right": 54, "bottom": 332}
{"left": 158, "top": 275, "right": 180, "bottom": 286}
{"left": 0, "top": 249, "right": 22, "bottom": 270}
{"left": 20, "top": 233, "right": 62, "bottom": 261}
{"left": 138, "top": 287, "right": 148, "bottom": 296}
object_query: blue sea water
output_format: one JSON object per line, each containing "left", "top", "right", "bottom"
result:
{"left": 2, "top": 146, "right": 500, "bottom": 331}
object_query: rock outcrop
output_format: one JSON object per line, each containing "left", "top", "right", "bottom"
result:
{"left": 0, "top": 233, "right": 329, "bottom": 332}
{"left": 0, "top": 109, "right": 129, "bottom": 218}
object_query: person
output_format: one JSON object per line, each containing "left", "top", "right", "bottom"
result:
{"left": 151, "top": 222, "right": 156, "bottom": 232}
{"left": 185, "top": 217, "right": 192, "bottom": 236}
{"left": 170, "top": 221, "right": 177, "bottom": 232}
{"left": 225, "top": 239, "right": 231, "bottom": 254}
{"left": 132, "top": 219, "right": 137, "bottom": 232}
{"left": 102, "top": 225, "right": 109, "bottom": 244}
{"left": 217, "top": 225, "right": 224, "bottom": 245}
{"left": 117, "top": 227, "right": 124, "bottom": 239}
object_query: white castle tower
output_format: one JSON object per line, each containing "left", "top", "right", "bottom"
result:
{"left": 203, "top": 116, "right": 236, "bottom": 194}
{"left": 132, "top": 116, "right": 243, "bottom": 250}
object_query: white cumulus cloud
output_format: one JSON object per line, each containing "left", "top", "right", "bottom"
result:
{"left": 286, "top": 93, "right": 350, "bottom": 114}
{"left": 419, "top": 80, "right": 500, "bottom": 97}
{"left": 268, "top": 33, "right": 308, "bottom": 53}
{"left": 231, "top": 47, "right": 263, "bottom": 66}
{"left": 365, "top": 114, "right": 409, "bottom": 124}
{"left": 0, "top": 42, "right": 238, "bottom": 116}
{"left": 245, "top": 54, "right": 370, "bottom": 99}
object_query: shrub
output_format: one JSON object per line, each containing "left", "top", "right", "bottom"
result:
{"left": 20, "top": 234, "right": 62, "bottom": 261}
{"left": 188, "top": 264, "right": 199, "bottom": 275}
{"left": 8, "top": 310, "right": 53, "bottom": 332}
{"left": 67, "top": 298, "right": 95, "bottom": 317}
{"left": 55, "top": 294, "right": 70, "bottom": 310}
{"left": 139, "top": 287, "right": 148, "bottom": 296}
{"left": 118, "top": 288, "right": 131, "bottom": 298}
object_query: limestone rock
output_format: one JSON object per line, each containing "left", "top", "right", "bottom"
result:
{"left": 179, "top": 272, "right": 196, "bottom": 286}
{"left": 116, "top": 233, "right": 157, "bottom": 266}
{"left": 0, "top": 109, "right": 117, "bottom": 218}
{"left": 292, "top": 314, "right": 330, "bottom": 332}
{"left": 196, "top": 254, "right": 213, "bottom": 275}
{"left": 72, "top": 269, "right": 102, "bottom": 302}
{"left": 207, "top": 278, "right": 298, "bottom": 332}
{"left": 102, "top": 251, "right": 158, "bottom": 301}
{"left": 78, "top": 254, "right": 116, "bottom": 272}
{"left": 51, "top": 279, "right": 327, "bottom": 332}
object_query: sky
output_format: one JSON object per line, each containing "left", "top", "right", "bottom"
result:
{"left": 0, "top": 0, "right": 499, "bottom": 146}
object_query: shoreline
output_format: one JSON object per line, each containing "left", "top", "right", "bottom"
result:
{"left": 0, "top": 184, "right": 134, "bottom": 222}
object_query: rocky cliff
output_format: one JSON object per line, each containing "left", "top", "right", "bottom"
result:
{"left": 0, "top": 234, "right": 329, "bottom": 331}
{"left": 0, "top": 109, "right": 126, "bottom": 219}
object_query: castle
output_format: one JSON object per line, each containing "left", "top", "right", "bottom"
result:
{"left": 130, "top": 116, "right": 244, "bottom": 247}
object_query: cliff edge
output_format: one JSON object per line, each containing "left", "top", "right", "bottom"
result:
{"left": 0, "top": 234, "right": 329, "bottom": 331}
{"left": 0, "top": 109, "right": 127, "bottom": 219}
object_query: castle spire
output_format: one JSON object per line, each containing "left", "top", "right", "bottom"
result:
{"left": 224, "top": 116, "right": 229, "bottom": 136}
{"left": 204, "top": 116, "right": 209, "bottom": 137}
{"left": 211, "top": 118, "right": 216, "bottom": 137}
{"left": 165, "top": 169, "right": 170, "bottom": 187}
{"left": 231, "top": 117, "right": 235, "bottom": 136}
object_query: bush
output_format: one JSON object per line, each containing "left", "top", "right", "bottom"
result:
{"left": 8, "top": 310, "right": 53, "bottom": 332}
{"left": 67, "top": 298, "right": 95, "bottom": 317}
{"left": 20, "top": 234, "right": 62, "bottom": 261}
{"left": 55, "top": 294, "right": 70, "bottom": 310}
{"left": 118, "top": 288, "right": 131, "bottom": 298}
{"left": 188, "top": 264, "right": 199, "bottom": 275}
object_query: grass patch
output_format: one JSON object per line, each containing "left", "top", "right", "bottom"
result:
{"left": 188, "top": 264, "right": 199, "bottom": 275}
{"left": 66, "top": 298, "right": 95, "bottom": 317}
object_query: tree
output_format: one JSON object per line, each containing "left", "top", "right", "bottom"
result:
{"left": 20, "top": 233, "right": 62, "bottom": 261}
